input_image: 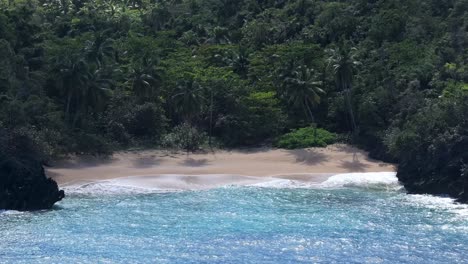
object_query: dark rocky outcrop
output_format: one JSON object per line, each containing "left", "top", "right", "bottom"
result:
{"left": 396, "top": 126, "right": 468, "bottom": 204}
{"left": 0, "top": 159, "right": 64, "bottom": 211}
{"left": 0, "top": 129, "right": 64, "bottom": 211}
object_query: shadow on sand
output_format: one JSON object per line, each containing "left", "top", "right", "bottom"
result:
{"left": 49, "top": 155, "right": 117, "bottom": 169}
{"left": 287, "top": 149, "right": 329, "bottom": 165}
{"left": 338, "top": 153, "right": 370, "bottom": 172}
{"left": 180, "top": 158, "right": 210, "bottom": 167}
{"left": 131, "top": 156, "right": 162, "bottom": 168}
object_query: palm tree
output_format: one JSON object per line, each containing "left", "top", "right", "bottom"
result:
{"left": 278, "top": 63, "right": 325, "bottom": 129}
{"left": 84, "top": 32, "right": 115, "bottom": 68}
{"left": 53, "top": 56, "right": 90, "bottom": 124}
{"left": 230, "top": 45, "right": 250, "bottom": 78}
{"left": 145, "top": 4, "right": 171, "bottom": 31}
{"left": 205, "top": 26, "right": 231, "bottom": 44}
{"left": 67, "top": 68, "right": 111, "bottom": 127}
{"left": 171, "top": 78, "right": 204, "bottom": 123}
{"left": 131, "top": 72, "right": 159, "bottom": 100}
{"left": 82, "top": 69, "right": 112, "bottom": 114}
{"left": 128, "top": 57, "right": 162, "bottom": 102}
{"left": 54, "top": 55, "right": 111, "bottom": 127}
{"left": 59, "top": 0, "right": 69, "bottom": 14}
{"left": 327, "top": 43, "right": 360, "bottom": 135}
{"left": 170, "top": 77, "right": 205, "bottom": 155}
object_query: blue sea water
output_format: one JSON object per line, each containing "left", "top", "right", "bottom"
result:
{"left": 1, "top": 173, "right": 468, "bottom": 264}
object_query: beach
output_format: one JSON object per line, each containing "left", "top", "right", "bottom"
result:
{"left": 9, "top": 145, "right": 468, "bottom": 264}
{"left": 47, "top": 144, "right": 396, "bottom": 188}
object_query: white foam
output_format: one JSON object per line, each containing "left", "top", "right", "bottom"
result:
{"left": 402, "top": 194, "right": 468, "bottom": 218}
{"left": 250, "top": 172, "right": 401, "bottom": 190}
{"left": 319, "top": 172, "right": 402, "bottom": 191}
{"left": 62, "top": 172, "right": 401, "bottom": 195}
{"left": 248, "top": 178, "right": 321, "bottom": 189}
{"left": 62, "top": 181, "right": 165, "bottom": 195}
{"left": 63, "top": 174, "right": 265, "bottom": 195}
{"left": 0, "top": 210, "right": 24, "bottom": 216}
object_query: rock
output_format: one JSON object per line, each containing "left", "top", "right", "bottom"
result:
{"left": 0, "top": 128, "right": 65, "bottom": 211}
{"left": 397, "top": 155, "right": 468, "bottom": 204}
{"left": 0, "top": 156, "right": 64, "bottom": 211}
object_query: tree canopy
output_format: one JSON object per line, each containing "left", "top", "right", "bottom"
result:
{"left": 0, "top": 0, "right": 467, "bottom": 201}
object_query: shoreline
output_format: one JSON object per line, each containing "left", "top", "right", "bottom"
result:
{"left": 47, "top": 144, "right": 396, "bottom": 187}
{"left": 59, "top": 172, "right": 400, "bottom": 193}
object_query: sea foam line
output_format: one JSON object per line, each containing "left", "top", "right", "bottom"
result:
{"left": 319, "top": 172, "right": 402, "bottom": 191}
{"left": 61, "top": 180, "right": 167, "bottom": 195}
{"left": 248, "top": 172, "right": 401, "bottom": 191}
{"left": 62, "top": 172, "right": 401, "bottom": 195}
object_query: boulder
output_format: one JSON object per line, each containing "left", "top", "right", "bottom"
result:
{"left": 0, "top": 128, "right": 64, "bottom": 211}
{"left": 0, "top": 156, "right": 64, "bottom": 211}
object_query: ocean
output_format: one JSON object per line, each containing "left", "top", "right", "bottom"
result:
{"left": 1, "top": 172, "right": 467, "bottom": 263}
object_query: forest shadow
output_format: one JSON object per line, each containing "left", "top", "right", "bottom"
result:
{"left": 131, "top": 156, "right": 162, "bottom": 168}
{"left": 49, "top": 155, "right": 117, "bottom": 169}
{"left": 339, "top": 155, "right": 370, "bottom": 172}
{"left": 234, "top": 147, "right": 272, "bottom": 154}
{"left": 333, "top": 144, "right": 362, "bottom": 154}
{"left": 287, "top": 149, "right": 329, "bottom": 165}
{"left": 180, "top": 158, "right": 210, "bottom": 167}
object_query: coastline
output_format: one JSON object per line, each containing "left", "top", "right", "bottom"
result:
{"left": 47, "top": 144, "right": 396, "bottom": 188}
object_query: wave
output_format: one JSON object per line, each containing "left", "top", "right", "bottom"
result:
{"left": 0, "top": 210, "right": 25, "bottom": 216}
{"left": 400, "top": 194, "right": 468, "bottom": 218}
{"left": 248, "top": 172, "right": 401, "bottom": 191}
{"left": 62, "top": 181, "right": 167, "bottom": 195}
{"left": 62, "top": 172, "right": 400, "bottom": 195}
{"left": 248, "top": 178, "right": 316, "bottom": 188}
{"left": 319, "top": 172, "right": 402, "bottom": 191}
{"left": 29, "top": 173, "right": 468, "bottom": 218}
{"left": 63, "top": 174, "right": 264, "bottom": 195}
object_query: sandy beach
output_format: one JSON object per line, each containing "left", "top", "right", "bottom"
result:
{"left": 47, "top": 144, "right": 396, "bottom": 188}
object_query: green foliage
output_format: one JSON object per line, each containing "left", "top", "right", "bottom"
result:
{"left": 275, "top": 127, "right": 337, "bottom": 149}
{"left": 249, "top": 42, "right": 323, "bottom": 92}
{"left": 216, "top": 91, "right": 286, "bottom": 147}
{"left": 104, "top": 94, "right": 167, "bottom": 144}
{"left": 162, "top": 122, "right": 207, "bottom": 152}
{"left": 124, "top": 103, "right": 167, "bottom": 140}
{"left": 369, "top": 9, "right": 407, "bottom": 44}
{"left": 441, "top": 81, "right": 468, "bottom": 98}
{"left": 1, "top": 0, "right": 468, "bottom": 201}
{"left": 308, "top": 2, "right": 357, "bottom": 44}
{"left": 384, "top": 91, "right": 468, "bottom": 202}
{"left": 71, "top": 133, "right": 112, "bottom": 156}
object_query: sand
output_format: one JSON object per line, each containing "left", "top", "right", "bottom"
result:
{"left": 47, "top": 144, "right": 396, "bottom": 188}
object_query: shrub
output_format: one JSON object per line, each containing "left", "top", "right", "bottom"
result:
{"left": 275, "top": 127, "right": 337, "bottom": 149}
{"left": 107, "top": 121, "right": 131, "bottom": 146}
{"left": 215, "top": 91, "right": 287, "bottom": 147}
{"left": 71, "top": 133, "right": 112, "bottom": 156}
{"left": 124, "top": 103, "right": 167, "bottom": 139}
{"left": 385, "top": 89, "right": 468, "bottom": 202}
{"left": 104, "top": 94, "right": 167, "bottom": 142}
{"left": 161, "top": 122, "right": 206, "bottom": 152}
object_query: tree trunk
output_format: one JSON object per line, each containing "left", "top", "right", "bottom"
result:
{"left": 341, "top": 74, "right": 357, "bottom": 137}
{"left": 345, "top": 85, "right": 357, "bottom": 137}
{"left": 208, "top": 88, "right": 213, "bottom": 150}
{"left": 60, "top": 0, "right": 69, "bottom": 14}
{"left": 304, "top": 99, "right": 317, "bottom": 139}
{"left": 304, "top": 98, "right": 315, "bottom": 124}
{"left": 66, "top": 91, "right": 72, "bottom": 123}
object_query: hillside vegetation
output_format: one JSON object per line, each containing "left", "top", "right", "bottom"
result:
{"left": 0, "top": 0, "right": 467, "bottom": 203}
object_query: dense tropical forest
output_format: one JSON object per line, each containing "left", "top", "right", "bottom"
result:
{"left": 0, "top": 0, "right": 467, "bottom": 208}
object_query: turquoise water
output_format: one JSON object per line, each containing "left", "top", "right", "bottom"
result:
{"left": 1, "top": 173, "right": 468, "bottom": 263}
